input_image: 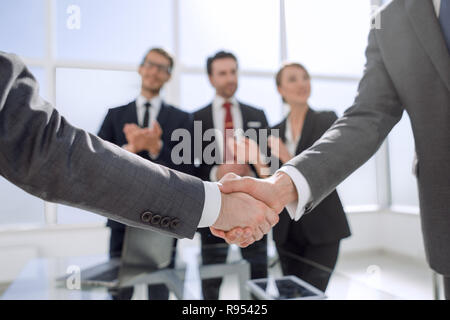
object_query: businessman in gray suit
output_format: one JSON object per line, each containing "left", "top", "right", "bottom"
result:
{"left": 0, "top": 51, "right": 282, "bottom": 242}
{"left": 217, "top": 0, "right": 450, "bottom": 299}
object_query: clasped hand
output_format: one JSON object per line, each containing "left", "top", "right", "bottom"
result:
{"left": 123, "top": 123, "right": 162, "bottom": 155}
{"left": 211, "top": 171, "right": 298, "bottom": 248}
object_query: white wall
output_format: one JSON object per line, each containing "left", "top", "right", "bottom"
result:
{"left": 0, "top": 224, "right": 110, "bottom": 283}
{"left": 340, "top": 210, "right": 427, "bottom": 262}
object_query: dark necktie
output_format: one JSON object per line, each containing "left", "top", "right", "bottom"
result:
{"left": 223, "top": 101, "right": 234, "bottom": 162}
{"left": 143, "top": 102, "right": 151, "bottom": 128}
{"left": 440, "top": 0, "right": 450, "bottom": 52}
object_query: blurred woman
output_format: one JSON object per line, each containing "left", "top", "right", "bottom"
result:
{"left": 238, "top": 63, "right": 352, "bottom": 291}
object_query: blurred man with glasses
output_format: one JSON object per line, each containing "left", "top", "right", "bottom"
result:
{"left": 98, "top": 47, "right": 194, "bottom": 300}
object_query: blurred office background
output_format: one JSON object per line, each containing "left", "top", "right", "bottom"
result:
{"left": 0, "top": 0, "right": 437, "bottom": 299}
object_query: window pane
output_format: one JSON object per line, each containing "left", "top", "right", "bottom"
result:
{"left": 179, "top": 74, "right": 215, "bottom": 113}
{"left": 285, "top": 0, "right": 372, "bottom": 77}
{"left": 179, "top": 0, "right": 280, "bottom": 71}
{"left": 0, "top": 0, "right": 46, "bottom": 58}
{"left": 55, "top": 68, "right": 141, "bottom": 224}
{"left": 28, "top": 67, "right": 48, "bottom": 101}
{"left": 0, "top": 177, "right": 45, "bottom": 226}
{"left": 180, "top": 73, "right": 282, "bottom": 126}
{"left": 56, "top": 0, "right": 174, "bottom": 64}
{"left": 309, "top": 79, "right": 359, "bottom": 117}
{"left": 388, "top": 114, "right": 419, "bottom": 210}
{"left": 237, "top": 76, "right": 283, "bottom": 127}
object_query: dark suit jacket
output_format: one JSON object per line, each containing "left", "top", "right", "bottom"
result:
{"left": 273, "top": 108, "right": 351, "bottom": 246}
{"left": 0, "top": 52, "right": 204, "bottom": 239}
{"left": 193, "top": 101, "right": 269, "bottom": 182}
{"left": 98, "top": 100, "right": 195, "bottom": 230}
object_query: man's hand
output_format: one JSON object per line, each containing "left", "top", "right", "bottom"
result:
{"left": 123, "top": 122, "right": 163, "bottom": 155}
{"left": 221, "top": 171, "right": 298, "bottom": 213}
{"left": 211, "top": 191, "right": 279, "bottom": 243}
{"left": 211, "top": 171, "right": 298, "bottom": 247}
{"left": 232, "top": 137, "right": 271, "bottom": 177}
{"left": 143, "top": 121, "right": 163, "bottom": 156}
{"left": 268, "top": 135, "right": 293, "bottom": 164}
{"left": 215, "top": 163, "right": 252, "bottom": 180}
{"left": 123, "top": 123, "right": 148, "bottom": 153}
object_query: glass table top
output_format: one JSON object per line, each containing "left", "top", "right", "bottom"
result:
{"left": 1, "top": 242, "right": 398, "bottom": 300}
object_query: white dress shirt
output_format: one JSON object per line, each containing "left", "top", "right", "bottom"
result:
{"left": 433, "top": 0, "right": 441, "bottom": 16}
{"left": 284, "top": 115, "right": 301, "bottom": 156}
{"left": 136, "top": 94, "right": 162, "bottom": 128}
{"left": 133, "top": 95, "right": 163, "bottom": 160}
{"left": 198, "top": 0, "right": 443, "bottom": 228}
{"left": 276, "top": 115, "right": 311, "bottom": 221}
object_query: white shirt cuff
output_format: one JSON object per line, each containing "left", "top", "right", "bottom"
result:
{"left": 198, "top": 181, "right": 221, "bottom": 227}
{"left": 276, "top": 166, "right": 312, "bottom": 221}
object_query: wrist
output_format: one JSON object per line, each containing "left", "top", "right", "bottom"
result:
{"left": 123, "top": 144, "right": 137, "bottom": 153}
{"left": 272, "top": 171, "right": 298, "bottom": 208}
{"left": 280, "top": 152, "right": 293, "bottom": 164}
{"left": 213, "top": 192, "right": 227, "bottom": 229}
{"left": 148, "top": 140, "right": 162, "bottom": 155}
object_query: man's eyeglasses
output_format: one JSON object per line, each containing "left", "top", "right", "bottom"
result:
{"left": 141, "top": 60, "right": 172, "bottom": 74}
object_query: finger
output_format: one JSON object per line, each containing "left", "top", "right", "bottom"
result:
{"left": 219, "top": 176, "right": 252, "bottom": 194}
{"left": 209, "top": 227, "right": 227, "bottom": 240}
{"left": 253, "top": 227, "right": 263, "bottom": 242}
{"left": 238, "top": 239, "right": 254, "bottom": 248}
{"left": 226, "top": 138, "right": 236, "bottom": 159}
{"left": 267, "top": 136, "right": 275, "bottom": 146}
{"left": 267, "top": 136, "right": 280, "bottom": 149}
{"left": 218, "top": 172, "right": 241, "bottom": 186}
{"left": 210, "top": 227, "right": 251, "bottom": 246}
{"left": 127, "top": 123, "right": 139, "bottom": 131}
{"left": 265, "top": 209, "right": 280, "bottom": 227}
{"left": 236, "top": 228, "right": 257, "bottom": 247}
{"left": 222, "top": 228, "right": 244, "bottom": 243}
{"left": 230, "top": 227, "right": 254, "bottom": 245}
{"left": 258, "top": 220, "right": 271, "bottom": 236}
{"left": 123, "top": 124, "right": 132, "bottom": 133}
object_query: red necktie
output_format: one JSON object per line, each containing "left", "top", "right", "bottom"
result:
{"left": 223, "top": 101, "right": 234, "bottom": 162}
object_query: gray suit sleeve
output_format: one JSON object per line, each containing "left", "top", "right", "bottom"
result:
{"left": 285, "top": 29, "right": 404, "bottom": 211}
{"left": 0, "top": 52, "right": 205, "bottom": 239}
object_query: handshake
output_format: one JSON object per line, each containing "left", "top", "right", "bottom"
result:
{"left": 210, "top": 171, "right": 298, "bottom": 248}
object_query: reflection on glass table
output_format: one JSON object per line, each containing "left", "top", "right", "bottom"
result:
{"left": 1, "top": 242, "right": 398, "bottom": 300}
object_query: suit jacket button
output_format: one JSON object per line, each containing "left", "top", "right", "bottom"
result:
{"left": 141, "top": 212, "right": 152, "bottom": 223}
{"left": 151, "top": 215, "right": 162, "bottom": 225}
{"left": 170, "top": 218, "right": 180, "bottom": 229}
{"left": 161, "top": 217, "right": 171, "bottom": 228}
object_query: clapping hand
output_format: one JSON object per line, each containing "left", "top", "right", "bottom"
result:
{"left": 123, "top": 122, "right": 163, "bottom": 155}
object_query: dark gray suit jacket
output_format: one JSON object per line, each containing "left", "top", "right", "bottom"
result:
{"left": 0, "top": 52, "right": 204, "bottom": 239}
{"left": 285, "top": 0, "right": 450, "bottom": 275}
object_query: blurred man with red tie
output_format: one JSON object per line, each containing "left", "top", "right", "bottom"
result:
{"left": 98, "top": 48, "right": 195, "bottom": 300}
{"left": 193, "top": 51, "right": 269, "bottom": 300}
